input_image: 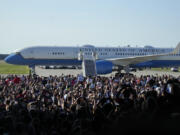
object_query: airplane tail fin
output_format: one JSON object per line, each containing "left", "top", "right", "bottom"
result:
{"left": 171, "top": 42, "right": 180, "bottom": 55}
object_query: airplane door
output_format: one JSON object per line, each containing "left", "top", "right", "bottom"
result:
{"left": 73, "top": 48, "right": 79, "bottom": 59}
{"left": 29, "top": 50, "right": 34, "bottom": 58}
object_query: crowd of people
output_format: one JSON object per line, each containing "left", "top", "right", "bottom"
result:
{"left": 0, "top": 73, "right": 180, "bottom": 135}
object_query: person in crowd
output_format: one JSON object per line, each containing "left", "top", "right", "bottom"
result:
{"left": 0, "top": 73, "right": 179, "bottom": 135}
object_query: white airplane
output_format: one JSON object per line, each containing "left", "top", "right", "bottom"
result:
{"left": 4, "top": 42, "right": 180, "bottom": 74}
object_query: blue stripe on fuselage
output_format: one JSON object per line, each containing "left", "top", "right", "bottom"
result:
{"left": 5, "top": 53, "right": 180, "bottom": 67}
{"left": 5, "top": 54, "right": 82, "bottom": 66}
{"left": 133, "top": 60, "right": 180, "bottom": 68}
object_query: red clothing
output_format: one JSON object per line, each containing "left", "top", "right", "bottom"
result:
{"left": 5, "top": 79, "right": 10, "bottom": 85}
{"left": 13, "top": 77, "right": 20, "bottom": 84}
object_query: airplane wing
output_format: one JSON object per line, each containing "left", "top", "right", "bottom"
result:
{"left": 106, "top": 42, "right": 180, "bottom": 66}
{"left": 107, "top": 54, "right": 166, "bottom": 66}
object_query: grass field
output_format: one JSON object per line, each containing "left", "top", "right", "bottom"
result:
{"left": 151, "top": 67, "right": 180, "bottom": 72}
{"left": 151, "top": 67, "right": 171, "bottom": 72}
{"left": 0, "top": 61, "right": 29, "bottom": 74}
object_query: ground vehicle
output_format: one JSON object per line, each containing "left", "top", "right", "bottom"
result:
{"left": 171, "top": 67, "right": 179, "bottom": 72}
{"left": 129, "top": 68, "right": 137, "bottom": 72}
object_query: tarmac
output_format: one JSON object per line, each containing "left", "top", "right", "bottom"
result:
{"left": 34, "top": 66, "right": 180, "bottom": 77}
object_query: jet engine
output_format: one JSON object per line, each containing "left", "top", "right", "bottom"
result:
{"left": 96, "top": 60, "right": 114, "bottom": 74}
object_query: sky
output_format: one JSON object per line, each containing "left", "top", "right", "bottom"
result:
{"left": 0, "top": 0, "right": 180, "bottom": 54}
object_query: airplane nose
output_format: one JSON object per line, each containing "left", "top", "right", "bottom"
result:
{"left": 4, "top": 53, "right": 19, "bottom": 64}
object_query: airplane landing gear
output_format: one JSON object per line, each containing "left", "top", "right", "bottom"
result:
{"left": 29, "top": 65, "right": 36, "bottom": 75}
{"left": 124, "top": 65, "right": 130, "bottom": 73}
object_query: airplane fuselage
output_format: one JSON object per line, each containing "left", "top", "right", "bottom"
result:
{"left": 4, "top": 44, "right": 180, "bottom": 68}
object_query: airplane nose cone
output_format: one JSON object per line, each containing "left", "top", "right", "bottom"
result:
{"left": 4, "top": 54, "right": 19, "bottom": 64}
